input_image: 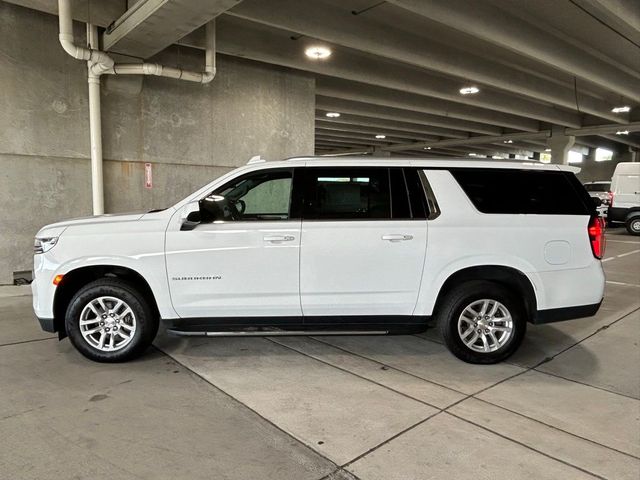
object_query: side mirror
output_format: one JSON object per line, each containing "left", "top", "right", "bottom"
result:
{"left": 180, "top": 201, "right": 201, "bottom": 231}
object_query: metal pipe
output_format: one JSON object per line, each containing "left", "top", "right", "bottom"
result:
{"left": 56, "top": 0, "right": 218, "bottom": 216}
{"left": 87, "top": 24, "right": 104, "bottom": 215}
{"left": 58, "top": 0, "right": 113, "bottom": 72}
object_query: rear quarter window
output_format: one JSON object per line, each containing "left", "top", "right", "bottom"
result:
{"left": 451, "top": 168, "right": 592, "bottom": 215}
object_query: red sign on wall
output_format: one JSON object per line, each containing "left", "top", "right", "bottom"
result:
{"left": 144, "top": 163, "right": 153, "bottom": 189}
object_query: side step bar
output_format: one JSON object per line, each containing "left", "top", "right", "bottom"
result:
{"left": 166, "top": 329, "right": 389, "bottom": 337}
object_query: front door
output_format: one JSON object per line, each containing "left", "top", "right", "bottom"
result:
{"left": 165, "top": 168, "right": 301, "bottom": 319}
{"left": 298, "top": 167, "right": 428, "bottom": 318}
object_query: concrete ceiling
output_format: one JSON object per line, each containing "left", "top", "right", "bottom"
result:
{"left": 7, "top": 0, "right": 640, "bottom": 157}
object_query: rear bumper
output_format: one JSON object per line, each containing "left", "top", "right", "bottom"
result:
{"left": 532, "top": 300, "right": 602, "bottom": 325}
{"left": 37, "top": 316, "right": 56, "bottom": 333}
{"left": 608, "top": 206, "right": 628, "bottom": 223}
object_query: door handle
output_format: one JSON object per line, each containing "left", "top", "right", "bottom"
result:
{"left": 263, "top": 235, "right": 295, "bottom": 242}
{"left": 382, "top": 234, "right": 413, "bottom": 242}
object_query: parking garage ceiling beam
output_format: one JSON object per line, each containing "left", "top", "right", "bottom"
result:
{"left": 315, "top": 110, "right": 470, "bottom": 139}
{"left": 315, "top": 122, "right": 440, "bottom": 142}
{"left": 181, "top": 17, "right": 584, "bottom": 127}
{"left": 601, "top": 134, "right": 640, "bottom": 149}
{"left": 315, "top": 83, "right": 518, "bottom": 134}
{"left": 565, "top": 121, "right": 640, "bottom": 136}
{"left": 227, "top": 1, "right": 629, "bottom": 121}
{"left": 4, "top": 0, "right": 123, "bottom": 27}
{"left": 382, "top": 121, "right": 640, "bottom": 152}
{"left": 573, "top": 0, "right": 640, "bottom": 46}
{"left": 386, "top": 0, "right": 639, "bottom": 103}
{"left": 316, "top": 129, "right": 423, "bottom": 145}
{"left": 101, "top": 0, "right": 240, "bottom": 59}
{"left": 316, "top": 88, "right": 504, "bottom": 135}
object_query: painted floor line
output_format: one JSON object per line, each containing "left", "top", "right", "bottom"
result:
{"left": 606, "top": 239, "right": 640, "bottom": 245}
{"left": 606, "top": 280, "right": 640, "bottom": 287}
{"left": 602, "top": 249, "right": 640, "bottom": 262}
{"left": 616, "top": 249, "right": 640, "bottom": 258}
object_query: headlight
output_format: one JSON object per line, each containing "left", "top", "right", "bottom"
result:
{"left": 34, "top": 237, "right": 58, "bottom": 254}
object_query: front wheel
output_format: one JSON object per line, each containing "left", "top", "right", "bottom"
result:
{"left": 65, "top": 278, "right": 158, "bottom": 362}
{"left": 437, "top": 281, "right": 526, "bottom": 364}
{"left": 626, "top": 215, "right": 640, "bottom": 236}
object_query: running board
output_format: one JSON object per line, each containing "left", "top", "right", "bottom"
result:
{"left": 166, "top": 329, "right": 389, "bottom": 337}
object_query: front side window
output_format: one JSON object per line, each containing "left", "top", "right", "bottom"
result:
{"left": 200, "top": 169, "right": 293, "bottom": 222}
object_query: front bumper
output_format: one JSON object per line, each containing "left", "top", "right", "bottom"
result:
{"left": 532, "top": 300, "right": 602, "bottom": 325}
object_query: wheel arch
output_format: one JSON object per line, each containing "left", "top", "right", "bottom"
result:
{"left": 53, "top": 265, "right": 160, "bottom": 338}
{"left": 432, "top": 265, "right": 537, "bottom": 323}
{"left": 625, "top": 207, "right": 640, "bottom": 219}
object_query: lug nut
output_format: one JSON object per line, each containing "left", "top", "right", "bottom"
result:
{"left": 484, "top": 329, "right": 490, "bottom": 334}
{"left": 100, "top": 322, "right": 104, "bottom": 326}
{"left": 102, "top": 314, "right": 107, "bottom": 319}
{"left": 489, "top": 322, "right": 493, "bottom": 326}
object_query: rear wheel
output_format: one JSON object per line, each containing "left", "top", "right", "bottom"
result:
{"left": 65, "top": 278, "right": 158, "bottom": 362}
{"left": 626, "top": 215, "right": 640, "bottom": 235}
{"left": 437, "top": 281, "right": 526, "bottom": 364}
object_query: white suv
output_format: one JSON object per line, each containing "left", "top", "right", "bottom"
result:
{"left": 32, "top": 158, "right": 606, "bottom": 364}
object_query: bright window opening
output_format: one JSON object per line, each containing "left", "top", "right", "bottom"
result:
{"left": 567, "top": 151, "right": 583, "bottom": 164}
{"left": 595, "top": 148, "right": 613, "bottom": 162}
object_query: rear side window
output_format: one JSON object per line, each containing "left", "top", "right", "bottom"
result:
{"left": 301, "top": 167, "right": 391, "bottom": 220}
{"left": 451, "top": 169, "right": 591, "bottom": 215}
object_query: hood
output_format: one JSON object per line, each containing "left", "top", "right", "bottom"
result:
{"left": 36, "top": 212, "right": 147, "bottom": 238}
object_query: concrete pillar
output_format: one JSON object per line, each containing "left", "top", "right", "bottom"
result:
{"left": 547, "top": 126, "right": 575, "bottom": 164}
{"left": 372, "top": 147, "right": 391, "bottom": 157}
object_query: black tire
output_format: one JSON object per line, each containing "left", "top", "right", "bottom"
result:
{"left": 625, "top": 215, "right": 640, "bottom": 236}
{"left": 65, "top": 278, "right": 158, "bottom": 362}
{"left": 436, "top": 280, "right": 526, "bottom": 364}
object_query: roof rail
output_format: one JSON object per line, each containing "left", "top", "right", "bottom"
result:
{"left": 247, "top": 155, "right": 266, "bottom": 165}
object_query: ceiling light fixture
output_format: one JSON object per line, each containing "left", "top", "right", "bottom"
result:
{"left": 503, "top": 140, "right": 513, "bottom": 144}
{"left": 544, "top": 148, "right": 551, "bottom": 152}
{"left": 492, "top": 155, "right": 503, "bottom": 159}
{"left": 423, "top": 147, "right": 431, "bottom": 150}
{"left": 325, "top": 112, "right": 340, "bottom": 118}
{"left": 305, "top": 46, "right": 332, "bottom": 59}
{"left": 375, "top": 134, "right": 386, "bottom": 139}
{"left": 611, "top": 106, "right": 630, "bottom": 113}
{"left": 459, "top": 86, "right": 480, "bottom": 95}
{"left": 616, "top": 130, "right": 629, "bottom": 135}
{"left": 468, "top": 153, "right": 477, "bottom": 156}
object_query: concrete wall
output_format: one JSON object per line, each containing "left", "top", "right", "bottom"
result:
{"left": 0, "top": 2, "right": 315, "bottom": 284}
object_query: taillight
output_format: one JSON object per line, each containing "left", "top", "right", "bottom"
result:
{"left": 588, "top": 216, "right": 606, "bottom": 259}
{"left": 608, "top": 191, "right": 614, "bottom": 206}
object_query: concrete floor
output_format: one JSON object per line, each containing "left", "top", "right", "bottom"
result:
{"left": 1, "top": 230, "right": 638, "bottom": 480}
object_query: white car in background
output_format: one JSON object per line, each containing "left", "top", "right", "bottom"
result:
{"left": 583, "top": 181, "right": 611, "bottom": 217}
{"left": 607, "top": 162, "right": 640, "bottom": 235}
{"left": 32, "top": 158, "right": 606, "bottom": 364}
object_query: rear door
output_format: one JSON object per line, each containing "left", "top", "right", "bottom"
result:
{"left": 298, "top": 167, "right": 428, "bottom": 319}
